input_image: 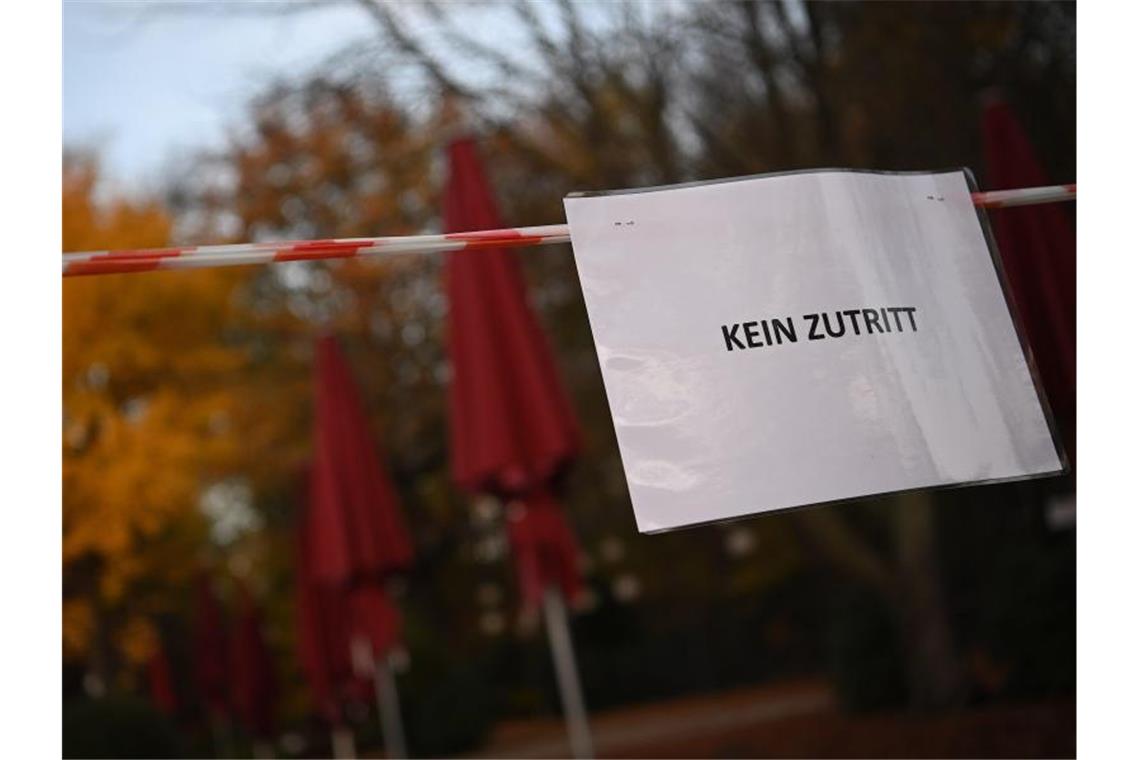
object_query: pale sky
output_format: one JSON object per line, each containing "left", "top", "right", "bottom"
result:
{"left": 63, "top": 1, "right": 374, "bottom": 189}
{"left": 64, "top": 1, "right": 659, "bottom": 193}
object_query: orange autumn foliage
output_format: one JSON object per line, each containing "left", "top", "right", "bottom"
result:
{"left": 63, "top": 154, "right": 265, "bottom": 667}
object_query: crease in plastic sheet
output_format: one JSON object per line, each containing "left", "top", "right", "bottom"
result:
{"left": 564, "top": 169, "right": 1065, "bottom": 534}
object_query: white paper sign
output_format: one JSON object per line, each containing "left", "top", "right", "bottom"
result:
{"left": 564, "top": 170, "right": 1064, "bottom": 533}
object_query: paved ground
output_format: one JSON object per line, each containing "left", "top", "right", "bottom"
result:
{"left": 467, "top": 680, "right": 835, "bottom": 758}
{"left": 465, "top": 679, "right": 1075, "bottom": 758}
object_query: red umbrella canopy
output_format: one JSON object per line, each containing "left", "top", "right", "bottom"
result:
{"left": 444, "top": 136, "right": 585, "bottom": 610}
{"left": 296, "top": 583, "right": 385, "bottom": 719}
{"left": 146, "top": 645, "right": 178, "bottom": 717}
{"left": 295, "top": 467, "right": 402, "bottom": 725}
{"left": 191, "top": 574, "right": 229, "bottom": 717}
{"left": 296, "top": 500, "right": 355, "bottom": 726}
{"left": 347, "top": 585, "right": 403, "bottom": 658}
{"left": 505, "top": 489, "right": 584, "bottom": 610}
{"left": 982, "top": 97, "right": 1076, "bottom": 461}
{"left": 309, "top": 334, "right": 414, "bottom": 585}
{"left": 444, "top": 136, "right": 582, "bottom": 498}
{"left": 230, "top": 584, "right": 278, "bottom": 739}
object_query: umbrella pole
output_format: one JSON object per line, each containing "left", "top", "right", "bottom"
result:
{"left": 331, "top": 726, "right": 356, "bottom": 760}
{"left": 372, "top": 649, "right": 409, "bottom": 759}
{"left": 541, "top": 588, "right": 595, "bottom": 759}
{"left": 209, "top": 713, "right": 233, "bottom": 759}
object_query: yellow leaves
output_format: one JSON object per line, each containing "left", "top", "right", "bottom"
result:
{"left": 64, "top": 269, "right": 248, "bottom": 387}
{"left": 63, "top": 153, "right": 172, "bottom": 254}
{"left": 117, "top": 616, "right": 159, "bottom": 667}
{"left": 63, "top": 598, "right": 95, "bottom": 661}
{"left": 60, "top": 88, "right": 444, "bottom": 679}
{"left": 62, "top": 388, "right": 230, "bottom": 565}
{"left": 63, "top": 595, "right": 158, "bottom": 668}
{"left": 63, "top": 153, "right": 264, "bottom": 664}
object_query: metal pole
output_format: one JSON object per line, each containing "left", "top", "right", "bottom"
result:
{"left": 331, "top": 726, "right": 356, "bottom": 760}
{"left": 541, "top": 588, "right": 595, "bottom": 759}
{"left": 373, "top": 651, "right": 410, "bottom": 759}
{"left": 209, "top": 713, "right": 233, "bottom": 759}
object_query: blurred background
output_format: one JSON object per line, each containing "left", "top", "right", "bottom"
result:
{"left": 62, "top": 1, "right": 1075, "bottom": 758}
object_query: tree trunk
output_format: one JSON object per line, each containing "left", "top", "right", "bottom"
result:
{"left": 894, "top": 491, "right": 966, "bottom": 708}
{"left": 795, "top": 493, "right": 967, "bottom": 709}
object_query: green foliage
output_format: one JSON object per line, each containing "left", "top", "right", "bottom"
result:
{"left": 937, "top": 481, "right": 1077, "bottom": 700}
{"left": 824, "top": 586, "right": 908, "bottom": 712}
{"left": 62, "top": 696, "right": 183, "bottom": 759}
{"left": 63, "top": 0, "right": 1075, "bottom": 732}
{"left": 981, "top": 538, "right": 1076, "bottom": 696}
{"left": 399, "top": 640, "right": 495, "bottom": 755}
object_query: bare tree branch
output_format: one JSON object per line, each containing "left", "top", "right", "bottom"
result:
{"left": 736, "top": 0, "right": 794, "bottom": 157}
{"left": 353, "top": 0, "right": 471, "bottom": 98}
{"left": 511, "top": 0, "right": 563, "bottom": 71}
{"left": 794, "top": 509, "right": 897, "bottom": 601}
{"left": 423, "top": 2, "right": 546, "bottom": 86}
{"left": 144, "top": 0, "right": 343, "bottom": 17}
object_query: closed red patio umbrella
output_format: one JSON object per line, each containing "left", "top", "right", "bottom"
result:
{"left": 230, "top": 583, "right": 277, "bottom": 752}
{"left": 304, "top": 336, "right": 414, "bottom": 757}
{"left": 192, "top": 574, "right": 229, "bottom": 718}
{"left": 445, "top": 139, "right": 582, "bottom": 500}
{"left": 192, "top": 573, "right": 232, "bottom": 756}
{"left": 146, "top": 644, "right": 178, "bottom": 717}
{"left": 444, "top": 135, "right": 592, "bottom": 758}
{"left": 296, "top": 511, "right": 357, "bottom": 758}
{"left": 347, "top": 585, "right": 403, "bottom": 660}
{"left": 297, "top": 468, "right": 407, "bottom": 759}
{"left": 309, "top": 335, "right": 413, "bottom": 585}
{"left": 296, "top": 581, "right": 344, "bottom": 727}
{"left": 506, "top": 489, "right": 584, "bottom": 609}
{"left": 982, "top": 95, "right": 1076, "bottom": 464}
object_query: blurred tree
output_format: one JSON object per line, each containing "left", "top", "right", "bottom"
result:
{"left": 63, "top": 154, "right": 279, "bottom": 691}
{"left": 330, "top": 0, "right": 1073, "bottom": 710}
{"left": 170, "top": 80, "right": 510, "bottom": 727}
{"left": 687, "top": 1, "right": 1075, "bottom": 180}
{"left": 65, "top": 152, "right": 214, "bottom": 683}
{"left": 173, "top": 78, "right": 453, "bottom": 515}
{"left": 93, "top": 0, "right": 1074, "bottom": 724}
{"left": 63, "top": 694, "right": 183, "bottom": 758}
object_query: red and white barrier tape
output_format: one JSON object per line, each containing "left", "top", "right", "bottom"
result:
{"left": 63, "top": 225, "right": 571, "bottom": 277}
{"left": 62, "top": 185, "right": 1074, "bottom": 277}
{"left": 971, "top": 183, "right": 1075, "bottom": 209}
